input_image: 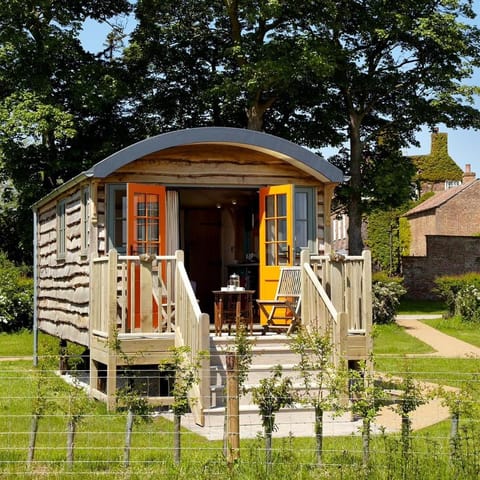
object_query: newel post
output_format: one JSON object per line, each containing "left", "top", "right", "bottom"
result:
{"left": 300, "top": 249, "right": 310, "bottom": 328}
{"left": 139, "top": 254, "right": 154, "bottom": 333}
{"left": 107, "top": 249, "right": 118, "bottom": 411}
{"left": 329, "top": 256, "right": 347, "bottom": 360}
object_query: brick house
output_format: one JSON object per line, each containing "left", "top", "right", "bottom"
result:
{"left": 402, "top": 165, "right": 480, "bottom": 298}
{"left": 404, "top": 165, "right": 479, "bottom": 256}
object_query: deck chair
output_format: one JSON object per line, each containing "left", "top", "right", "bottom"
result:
{"left": 256, "top": 266, "right": 301, "bottom": 334}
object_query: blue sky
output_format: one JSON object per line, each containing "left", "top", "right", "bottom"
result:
{"left": 80, "top": 8, "right": 480, "bottom": 177}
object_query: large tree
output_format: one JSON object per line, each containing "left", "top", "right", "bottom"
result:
{"left": 126, "top": 0, "right": 342, "bottom": 144}
{"left": 0, "top": 0, "right": 133, "bottom": 262}
{"left": 299, "top": 0, "right": 480, "bottom": 254}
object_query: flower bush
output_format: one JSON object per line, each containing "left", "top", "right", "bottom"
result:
{"left": 434, "top": 273, "right": 480, "bottom": 318}
{"left": 0, "top": 253, "right": 33, "bottom": 332}
{"left": 455, "top": 285, "right": 480, "bottom": 323}
{"left": 372, "top": 280, "right": 406, "bottom": 324}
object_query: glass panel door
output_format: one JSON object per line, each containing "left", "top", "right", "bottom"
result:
{"left": 259, "top": 185, "right": 294, "bottom": 318}
{"left": 127, "top": 184, "right": 166, "bottom": 331}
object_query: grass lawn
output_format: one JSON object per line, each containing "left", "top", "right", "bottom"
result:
{"left": 373, "top": 323, "right": 434, "bottom": 355}
{"left": 0, "top": 326, "right": 478, "bottom": 478}
{"left": 423, "top": 316, "right": 480, "bottom": 348}
{"left": 0, "top": 330, "right": 35, "bottom": 357}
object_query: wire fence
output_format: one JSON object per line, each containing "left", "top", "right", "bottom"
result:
{"left": 1, "top": 354, "right": 480, "bottom": 479}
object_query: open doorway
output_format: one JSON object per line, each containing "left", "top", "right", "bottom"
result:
{"left": 178, "top": 188, "right": 259, "bottom": 319}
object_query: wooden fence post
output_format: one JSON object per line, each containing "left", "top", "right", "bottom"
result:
{"left": 226, "top": 352, "right": 240, "bottom": 466}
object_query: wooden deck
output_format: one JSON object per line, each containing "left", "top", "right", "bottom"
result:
{"left": 88, "top": 249, "right": 372, "bottom": 419}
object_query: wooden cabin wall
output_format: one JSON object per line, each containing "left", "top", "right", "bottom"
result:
{"left": 110, "top": 151, "right": 331, "bottom": 253}
{"left": 36, "top": 189, "right": 90, "bottom": 346}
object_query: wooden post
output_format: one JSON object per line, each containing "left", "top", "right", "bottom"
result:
{"left": 107, "top": 250, "right": 118, "bottom": 411}
{"left": 226, "top": 352, "right": 240, "bottom": 466}
{"left": 330, "top": 259, "right": 345, "bottom": 364}
{"left": 139, "top": 254, "right": 153, "bottom": 333}
{"left": 362, "top": 250, "right": 374, "bottom": 373}
{"left": 300, "top": 249, "right": 310, "bottom": 329}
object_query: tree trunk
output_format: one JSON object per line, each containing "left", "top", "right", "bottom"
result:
{"left": 265, "top": 426, "right": 273, "bottom": 472}
{"left": 123, "top": 409, "right": 134, "bottom": 467}
{"left": 347, "top": 116, "right": 365, "bottom": 255}
{"left": 315, "top": 405, "right": 324, "bottom": 466}
{"left": 401, "top": 413, "right": 411, "bottom": 479}
{"left": 174, "top": 413, "right": 181, "bottom": 465}
{"left": 66, "top": 418, "right": 76, "bottom": 467}
{"left": 27, "top": 413, "right": 39, "bottom": 465}
{"left": 450, "top": 411, "right": 459, "bottom": 461}
{"left": 246, "top": 105, "right": 265, "bottom": 131}
{"left": 362, "top": 417, "right": 371, "bottom": 469}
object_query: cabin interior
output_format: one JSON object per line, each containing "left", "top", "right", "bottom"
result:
{"left": 178, "top": 187, "right": 260, "bottom": 319}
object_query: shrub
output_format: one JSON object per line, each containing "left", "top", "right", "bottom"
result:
{"left": 454, "top": 285, "right": 480, "bottom": 323}
{"left": 0, "top": 252, "right": 33, "bottom": 332}
{"left": 372, "top": 280, "right": 406, "bottom": 324}
{"left": 433, "top": 273, "right": 480, "bottom": 317}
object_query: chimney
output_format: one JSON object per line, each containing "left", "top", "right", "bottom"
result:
{"left": 463, "top": 164, "right": 476, "bottom": 183}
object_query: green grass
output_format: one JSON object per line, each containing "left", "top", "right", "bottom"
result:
{"left": 0, "top": 330, "right": 35, "bottom": 357}
{"left": 0, "top": 329, "right": 479, "bottom": 478}
{"left": 373, "top": 323, "right": 435, "bottom": 355}
{"left": 423, "top": 316, "right": 480, "bottom": 348}
{"left": 374, "top": 355, "right": 480, "bottom": 388}
{"left": 397, "top": 298, "right": 446, "bottom": 315}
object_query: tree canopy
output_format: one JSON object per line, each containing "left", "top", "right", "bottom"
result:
{"left": 2, "top": 0, "right": 480, "bottom": 262}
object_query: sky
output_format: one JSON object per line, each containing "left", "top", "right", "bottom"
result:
{"left": 80, "top": 8, "right": 480, "bottom": 177}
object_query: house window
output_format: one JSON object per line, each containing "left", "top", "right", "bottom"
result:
{"left": 294, "top": 187, "right": 316, "bottom": 256}
{"left": 81, "top": 187, "right": 90, "bottom": 255}
{"left": 57, "top": 199, "right": 67, "bottom": 259}
{"left": 107, "top": 184, "right": 127, "bottom": 254}
{"left": 445, "top": 180, "right": 461, "bottom": 190}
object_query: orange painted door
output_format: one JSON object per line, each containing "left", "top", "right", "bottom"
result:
{"left": 259, "top": 185, "right": 294, "bottom": 323}
{"left": 127, "top": 184, "right": 166, "bottom": 331}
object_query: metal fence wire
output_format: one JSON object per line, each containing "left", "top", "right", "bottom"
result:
{"left": 2, "top": 352, "right": 480, "bottom": 479}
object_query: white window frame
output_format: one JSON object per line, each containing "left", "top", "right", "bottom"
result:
{"left": 57, "top": 199, "right": 67, "bottom": 260}
{"left": 80, "top": 186, "right": 90, "bottom": 256}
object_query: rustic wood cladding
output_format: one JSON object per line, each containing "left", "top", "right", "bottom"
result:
{"left": 115, "top": 151, "right": 318, "bottom": 187}
{"left": 37, "top": 188, "right": 90, "bottom": 346}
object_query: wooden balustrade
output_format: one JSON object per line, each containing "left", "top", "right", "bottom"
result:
{"left": 91, "top": 250, "right": 177, "bottom": 335}
{"left": 174, "top": 251, "right": 210, "bottom": 426}
{"left": 300, "top": 249, "right": 372, "bottom": 364}
{"left": 90, "top": 249, "right": 210, "bottom": 422}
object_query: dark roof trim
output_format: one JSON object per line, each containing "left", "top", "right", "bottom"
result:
{"left": 87, "top": 127, "right": 344, "bottom": 182}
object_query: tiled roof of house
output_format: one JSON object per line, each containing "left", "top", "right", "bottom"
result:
{"left": 404, "top": 180, "right": 478, "bottom": 217}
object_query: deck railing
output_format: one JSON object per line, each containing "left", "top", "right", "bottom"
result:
{"left": 90, "top": 250, "right": 210, "bottom": 423}
{"left": 174, "top": 251, "right": 210, "bottom": 426}
{"left": 300, "top": 249, "right": 372, "bottom": 363}
{"left": 91, "top": 250, "right": 177, "bottom": 335}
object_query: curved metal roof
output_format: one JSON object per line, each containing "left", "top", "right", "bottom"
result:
{"left": 86, "top": 127, "right": 344, "bottom": 182}
{"left": 33, "top": 127, "right": 344, "bottom": 209}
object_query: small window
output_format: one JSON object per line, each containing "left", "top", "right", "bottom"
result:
{"left": 81, "top": 187, "right": 90, "bottom": 255}
{"left": 445, "top": 180, "right": 461, "bottom": 190}
{"left": 294, "top": 187, "right": 316, "bottom": 256}
{"left": 107, "top": 184, "right": 127, "bottom": 254}
{"left": 57, "top": 199, "right": 67, "bottom": 259}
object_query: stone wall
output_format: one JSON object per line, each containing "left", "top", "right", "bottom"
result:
{"left": 403, "top": 235, "right": 480, "bottom": 299}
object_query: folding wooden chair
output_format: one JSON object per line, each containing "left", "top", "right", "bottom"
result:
{"left": 256, "top": 266, "right": 301, "bottom": 334}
